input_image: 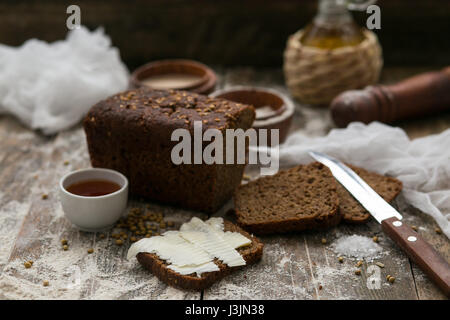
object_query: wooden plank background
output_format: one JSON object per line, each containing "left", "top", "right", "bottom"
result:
{"left": 0, "top": 66, "right": 448, "bottom": 299}
{"left": 0, "top": 0, "right": 449, "bottom": 69}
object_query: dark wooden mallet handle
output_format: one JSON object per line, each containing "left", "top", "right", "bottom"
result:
{"left": 381, "top": 217, "right": 450, "bottom": 297}
{"left": 331, "top": 67, "right": 450, "bottom": 127}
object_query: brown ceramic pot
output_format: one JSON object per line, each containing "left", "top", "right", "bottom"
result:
{"left": 210, "top": 86, "right": 295, "bottom": 145}
{"left": 130, "top": 59, "right": 217, "bottom": 94}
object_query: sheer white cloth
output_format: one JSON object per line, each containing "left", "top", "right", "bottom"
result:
{"left": 0, "top": 26, "right": 129, "bottom": 135}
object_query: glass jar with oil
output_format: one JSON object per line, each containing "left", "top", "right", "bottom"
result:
{"left": 300, "top": 0, "right": 366, "bottom": 49}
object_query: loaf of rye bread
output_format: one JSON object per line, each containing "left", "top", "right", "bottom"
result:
{"left": 136, "top": 220, "right": 264, "bottom": 290}
{"left": 234, "top": 162, "right": 341, "bottom": 234}
{"left": 84, "top": 88, "right": 255, "bottom": 213}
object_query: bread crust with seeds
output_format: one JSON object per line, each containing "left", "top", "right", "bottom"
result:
{"left": 135, "top": 220, "right": 263, "bottom": 291}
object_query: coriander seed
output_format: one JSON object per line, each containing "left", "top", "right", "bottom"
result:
{"left": 24, "top": 261, "right": 32, "bottom": 269}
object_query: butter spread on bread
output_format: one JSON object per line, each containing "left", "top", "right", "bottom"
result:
{"left": 127, "top": 217, "right": 251, "bottom": 277}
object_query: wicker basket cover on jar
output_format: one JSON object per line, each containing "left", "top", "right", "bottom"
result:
{"left": 283, "top": 29, "right": 382, "bottom": 106}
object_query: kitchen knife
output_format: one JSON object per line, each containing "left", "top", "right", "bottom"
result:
{"left": 309, "top": 151, "right": 450, "bottom": 297}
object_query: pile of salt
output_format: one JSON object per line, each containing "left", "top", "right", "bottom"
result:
{"left": 332, "top": 234, "right": 383, "bottom": 260}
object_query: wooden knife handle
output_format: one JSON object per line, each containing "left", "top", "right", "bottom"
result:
{"left": 381, "top": 217, "right": 450, "bottom": 297}
{"left": 331, "top": 67, "right": 450, "bottom": 127}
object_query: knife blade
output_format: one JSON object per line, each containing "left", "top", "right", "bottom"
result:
{"left": 308, "top": 151, "right": 402, "bottom": 223}
{"left": 309, "top": 150, "right": 450, "bottom": 297}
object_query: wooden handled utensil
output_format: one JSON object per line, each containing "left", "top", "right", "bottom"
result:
{"left": 309, "top": 151, "right": 450, "bottom": 297}
{"left": 330, "top": 67, "right": 450, "bottom": 127}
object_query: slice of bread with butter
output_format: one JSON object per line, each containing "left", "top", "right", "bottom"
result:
{"left": 127, "top": 217, "right": 264, "bottom": 290}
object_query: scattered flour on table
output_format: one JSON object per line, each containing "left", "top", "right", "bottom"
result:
{"left": 0, "top": 199, "right": 30, "bottom": 267}
{"left": 0, "top": 235, "right": 192, "bottom": 300}
{"left": 332, "top": 234, "right": 384, "bottom": 261}
{"left": 312, "top": 265, "right": 362, "bottom": 300}
{"left": 206, "top": 241, "right": 313, "bottom": 300}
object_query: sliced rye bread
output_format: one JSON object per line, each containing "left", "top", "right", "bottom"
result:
{"left": 234, "top": 162, "right": 341, "bottom": 235}
{"left": 339, "top": 164, "right": 403, "bottom": 224}
{"left": 136, "top": 220, "right": 263, "bottom": 291}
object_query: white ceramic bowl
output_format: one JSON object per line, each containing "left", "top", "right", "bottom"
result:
{"left": 59, "top": 168, "right": 129, "bottom": 232}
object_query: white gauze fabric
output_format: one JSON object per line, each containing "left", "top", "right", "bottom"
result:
{"left": 0, "top": 26, "right": 129, "bottom": 135}
{"left": 254, "top": 122, "right": 450, "bottom": 238}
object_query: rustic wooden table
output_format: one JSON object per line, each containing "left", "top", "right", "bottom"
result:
{"left": 0, "top": 67, "right": 448, "bottom": 300}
